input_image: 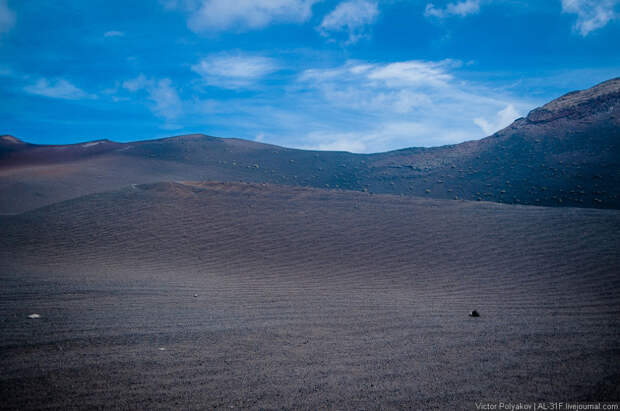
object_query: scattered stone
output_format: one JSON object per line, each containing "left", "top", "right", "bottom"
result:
{"left": 158, "top": 347, "right": 166, "bottom": 351}
{"left": 27, "top": 313, "right": 41, "bottom": 319}
{"left": 194, "top": 294, "right": 198, "bottom": 297}
{"left": 469, "top": 310, "right": 480, "bottom": 318}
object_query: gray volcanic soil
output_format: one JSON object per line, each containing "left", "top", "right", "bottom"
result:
{"left": 1, "top": 182, "right": 619, "bottom": 409}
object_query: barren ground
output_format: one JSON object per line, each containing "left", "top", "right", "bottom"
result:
{"left": 1, "top": 182, "right": 619, "bottom": 409}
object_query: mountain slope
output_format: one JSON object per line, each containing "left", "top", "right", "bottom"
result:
{"left": 1, "top": 77, "right": 619, "bottom": 213}
{"left": 367, "top": 77, "right": 620, "bottom": 206}
{"left": 1, "top": 182, "right": 619, "bottom": 408}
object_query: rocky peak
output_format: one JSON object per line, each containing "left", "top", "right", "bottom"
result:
{"left": 526, "top": 77, "right": 620, "bottom": 123}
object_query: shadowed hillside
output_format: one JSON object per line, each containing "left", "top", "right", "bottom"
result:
{"left": 1, "top": 78, "right": 619, "bottom": 213}
{"left": 1, "top": 182, "right": 619, "bottom": 409}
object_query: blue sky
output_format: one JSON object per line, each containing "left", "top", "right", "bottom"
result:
{"left": 0, "top": 0, "right": 619, "bottom": 153}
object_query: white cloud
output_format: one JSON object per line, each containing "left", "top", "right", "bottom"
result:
{"left": 301, "top": 58, "right": 462, "bottom": 87}
{"left": 425, "top": 0, "right": 480, "bottom": 18}
{"left": 374, "top": 90, "right": 433, "bottom": 114}
{"left": 302, "top": 122, "right": 471, "bottom": 153}
{"left": 366, "top": 60, "right": 458, "bottom": 87}
{"left": 165, "top": 0, "right": 320, "bottom": 33}
{"left": 149, "top": 79, "right": 183, "bottom": 121}
{"left": 318, "top": 0, "right": 379, "bottom": 44}
{"left": 123, "top": 75, "right": 183, "bottom": 125}
{"left": 474, "top": 104, "right": 520, "bottom": 135}
{"left": 191, "top": 54, "right": 277, "bottom": 89}
{"left": 293, "top": 59, "right": 531, "bottom": 152}
{"left": 561, "top": 0, "right": 618, "bottom": 36}
{"left": 0, "top": 0, "right": 15, "bottom": 36}
{"left": 123, "top": 74, "right": 151, "bottom": 92}
{"left": 303, "top": 131, "right": 369, "bottom": 152}
{"left": 24, "top": 79, "right": 96, "bottom": 100}
{"left": 104, "top": 30, "right": 125, "bottom": 37}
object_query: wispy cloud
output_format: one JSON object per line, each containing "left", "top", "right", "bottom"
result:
{"left": 474, "top": 104, "right": 520, "bottom": 135}
{"left": 123, "top": 75, "right": 183, "bottom": 126}
{"left": 561, "top": 0, "right": 618, "bottom": 36}
{"left": 191, "top": 53, "right": 278, "bottom": 89}
{"left": 103, "top": 30, "right": 125, "bottom": 38}
{"left": 366, "top": 60, "right": 459, "bottom": 87}
{"left": 24, "top": 79, "right": 96, "bottom": 100}
{"left": 318, "top": 0, "right": 379, "bottom": 44}
{"left": 293, "top": 59, "right": 532, "bottom": 152}
{"left": 425, "top": 0, "right": 480, "bottom": 18}
{"left": 303, "top": 131, "right": 369, "bottom": 152}
{"left": 0, "top": 0, "right": 15, "bottom": 36}
{"left": 301, "top": 121, "right": 478, "bottom": 153}
{"left": 164, "top": 0, "right": 321, "bottom": 33}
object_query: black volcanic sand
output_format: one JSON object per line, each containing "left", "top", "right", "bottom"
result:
{"left": 1, "top": 182, "right": 619, "bottom": 409}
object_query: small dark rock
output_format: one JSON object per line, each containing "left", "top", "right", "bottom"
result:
{"left": 469, "top": 310, "right": 480, "bottom": 317}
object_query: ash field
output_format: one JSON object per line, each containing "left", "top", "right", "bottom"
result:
{"left": 1, "top": 79, "right": 620, "bottom": 409}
